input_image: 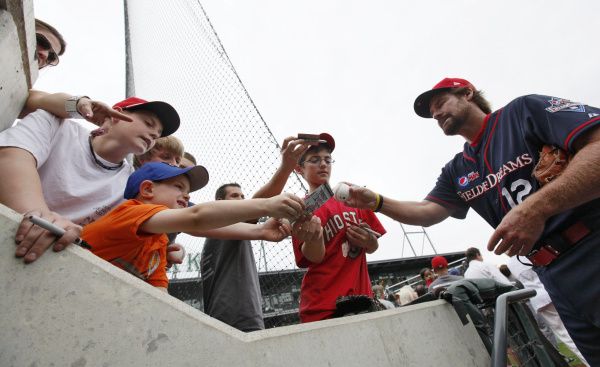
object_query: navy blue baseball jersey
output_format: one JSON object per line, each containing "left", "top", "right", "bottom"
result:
{"left": 426, "top": 94, "right": 600, "bottom": 240}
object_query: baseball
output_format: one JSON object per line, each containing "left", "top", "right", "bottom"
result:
{"left": 333, "top": 182, "right": 350, "bottom": 202}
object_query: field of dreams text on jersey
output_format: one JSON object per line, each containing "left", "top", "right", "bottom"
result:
{"left": 457, "top": 153, "right": 534, "bottom": 202}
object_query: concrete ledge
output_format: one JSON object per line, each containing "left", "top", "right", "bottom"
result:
{"left": 0, "top": 0, "right": 36, "bottom": 132}
{"left": 0, "top": 203, "right": 489, "bottom": 366}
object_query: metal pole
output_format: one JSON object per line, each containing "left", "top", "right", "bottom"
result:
{"left": 261, "top": 239, "right": 268, "bottom": 272}
{"left": 491, "top": 289, "right": 536, "bottom": 367}
{"left": 423, "top": 229, "right": 437, "bottom": 254}
{"left": 123, "top": 0, "right": 136, "bottom": 97}
{"left": 399, "top": 223, "right": 418, "bottom": 257}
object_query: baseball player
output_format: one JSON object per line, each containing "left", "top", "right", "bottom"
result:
{"left": 342, "top": 78, "right": 600, "bottom": 364}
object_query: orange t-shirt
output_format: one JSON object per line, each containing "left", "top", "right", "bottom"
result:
{"left": 82, "top": 199, "right": 170, "bottom": 288}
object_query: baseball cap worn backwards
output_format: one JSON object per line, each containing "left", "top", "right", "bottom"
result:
{"left": 113, "top": 97, "right": 180, "bottom": 137}
{"left": 414, "top": 78, "right": 475, "bottom": 118}
{"left": 124, "top": 162, "right": 209, "bottom": 200}
{"left": 431, "top": 256, "right": 449, "bottom": 270}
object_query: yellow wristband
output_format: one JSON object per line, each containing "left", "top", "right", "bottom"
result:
{"left": 371, "top": 193, "right": 381, "bottom": 212}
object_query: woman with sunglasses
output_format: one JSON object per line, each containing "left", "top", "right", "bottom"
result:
{"left": 17, "top": 20, "right": 67, "bottom": 119}
{"left": 34, "top": 19, "right": 66, "bottom": 69}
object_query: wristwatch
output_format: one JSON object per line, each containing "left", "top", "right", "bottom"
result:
{"left": 64, "top": 95, "right": 89, "bottom": 119}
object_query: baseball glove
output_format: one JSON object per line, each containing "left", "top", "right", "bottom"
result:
{"left": 532, "top": 145, "right": 570, "bottom": 186}
{"left": 333, "top": 295, "right": 385, "bottom": 317}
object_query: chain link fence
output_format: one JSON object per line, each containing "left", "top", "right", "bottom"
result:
{"left": 124, "top": 0, "right": 307, "bottom": 325}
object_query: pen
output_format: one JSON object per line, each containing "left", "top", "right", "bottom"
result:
{"left": 346, "top": 219, "right": 382, "bottom": 238}
{"left": 28, "top": 215, "right": 92, "bottom": 250}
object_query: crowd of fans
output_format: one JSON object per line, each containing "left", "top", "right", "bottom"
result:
{"left": 1, "top": 17, "right": 594, "bottom": 366}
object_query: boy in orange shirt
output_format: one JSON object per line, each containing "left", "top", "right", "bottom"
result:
{"left": 82, "top": 162, "right": 304, "bottom": 291}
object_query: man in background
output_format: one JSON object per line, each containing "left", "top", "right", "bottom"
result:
{"left": 201, "top": 183, "right": 265, "bottom": 332}
{"left": 428, "top": 256, "right": 462, "bottom": 292}
{"left": 464, "top": 247, "right": 511, "bottom": 284}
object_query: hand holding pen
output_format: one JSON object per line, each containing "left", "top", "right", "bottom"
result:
{"left": 28, "top": 215, "right": 92, "bottom": 249}
{"left": 14, "top": 210, "right": 84, "bottom": 263}
{"left": 346, "top": 217, "right": 382, "bottom": 238}
{"left": 346, "top": 219, "right": 381, "bottom": 254}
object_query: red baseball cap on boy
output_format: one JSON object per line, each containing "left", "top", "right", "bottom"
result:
{"left": 299, "top": 132, "right": 336, "bottom": 164}
{"left": 413, "top": 78, "right": 476, "bottom": 119}
{"left": 318, "top": 132, "right": 335, "bottom": 152}
{"left": 113, "top": 97, "right": 180, "bottom": 137}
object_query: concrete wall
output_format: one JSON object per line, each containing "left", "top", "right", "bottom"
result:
{"left": 0, "top": 0, "right": 36, "bottom": 131}
{"left": 0, "top": 203, "right": 489, "bottom": 367}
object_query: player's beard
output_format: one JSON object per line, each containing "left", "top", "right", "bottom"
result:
{"left": 439, "top": 103, "right": 469, "bottom": 136}
{"left": 441, "top": 116, "right": 466, "bottom": 136}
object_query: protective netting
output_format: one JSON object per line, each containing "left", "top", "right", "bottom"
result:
{"left": 124, "top": 0, "right": 307, "bottom": 324}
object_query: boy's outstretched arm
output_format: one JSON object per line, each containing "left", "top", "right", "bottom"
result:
{"left": 253, "top": 137, "right": 310, "bottom": 199}
{"left": 140, "top": 193, "right": 304, "bottom": 235}
{"left": 190, "top": 218, "right": 291, "bottom": 241}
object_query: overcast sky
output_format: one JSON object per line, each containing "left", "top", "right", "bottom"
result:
{"left": 32, "top": 0, "right": 600, "bottom": 265}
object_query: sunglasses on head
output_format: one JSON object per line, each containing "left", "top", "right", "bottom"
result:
{"left": 36, "top": 33, "right": 59, "bottom": 67}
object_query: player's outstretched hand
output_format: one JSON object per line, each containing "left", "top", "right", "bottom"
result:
{"left": 166, "top": 243, "right": 186, "bottom": 268}
{"left": 15, "top": 210, "right": 82, "bottom": 263}
{"left": 76, "top": 97, "right": 133, "bottom": 127}
{"left": 487, "top": 204, "right": 546, "bottom": 256}
{"left": 264, "top": 193, "right": 305, "bottom": 221}
{"left": 281, "top": 136, "right": 311, "bottom": 168}
{"left": 260, "top": 218, "right": 292, "bottom": 242}
{"left": 292, "top": 215, "right": 323, "bottom": 244}
{"left": 343, "top": 183, "right": 378, "bottom": 210}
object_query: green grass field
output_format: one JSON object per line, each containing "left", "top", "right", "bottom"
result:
{"left": 557, "top": 343, "right": 586, "bottom": 367}
{"left": 506, "top": 343, "right": 586, "bottom": 366}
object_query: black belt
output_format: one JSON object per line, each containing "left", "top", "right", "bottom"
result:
{"left": 527, "top": 217, "right": 596, "bottom": 267}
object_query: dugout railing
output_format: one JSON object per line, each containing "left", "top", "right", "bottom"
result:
{"left": 406, "top": 279, "right": 569, "bottom": 367}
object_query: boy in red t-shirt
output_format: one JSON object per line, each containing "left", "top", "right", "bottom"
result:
{"left": 82, "top": 162, "right": 304, "bottom": 291}
{"left": 291, "top": 133, "right": 386, "bottom": 322}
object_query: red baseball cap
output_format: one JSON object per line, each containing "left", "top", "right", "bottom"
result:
{"left": 113, "top": 97, "right": 180, "bottom": 137}
{"left": 299, "top": 133, "right": 335, "bottom": 164}
{"left": 413, "top": 78, "right": 476, "bottom": 118}
{"left": 431, "top": 255, "right": 449, "bottom": 269}
{"left": 319, "top": 132, "right": 335, "bottom": 152}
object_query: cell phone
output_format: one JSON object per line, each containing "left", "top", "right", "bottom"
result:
{"left": 298, "top": 133, "right": 327, "bottom": 145}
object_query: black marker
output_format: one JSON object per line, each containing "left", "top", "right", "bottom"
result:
{"left": 28, "top": 215, "right": 92, "bottom": 250}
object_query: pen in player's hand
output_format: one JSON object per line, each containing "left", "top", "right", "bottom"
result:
{"left": 28, "top": 215, "right": 92, "bottom": 250}
{"left": 346, "top": 219, "right": 382, "bottom": 238}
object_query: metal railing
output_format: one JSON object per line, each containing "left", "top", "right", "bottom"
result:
{"left": 491, "top": 289, "right": 537, "bottom": 367}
